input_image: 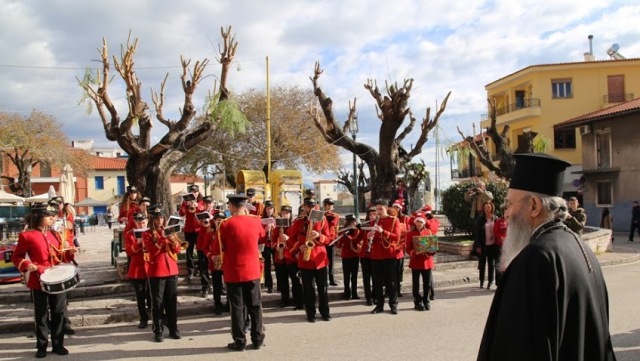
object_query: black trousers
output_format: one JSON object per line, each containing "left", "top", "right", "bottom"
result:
{"left": 372, "top": 258, "right": 398, "bottom": 309}
{"left": 261, "top": 247, "right": 273, "bottom": 290}
{"left": 630, "top": 220, "right": 640, "bottom": 241}
{"left": 326, "top": 245, "right": 336, "bottom": 283}
{"left": 211, "top": 270, "right": 225, "bottom": 308}
{"left": 226, "top": 279, "right": 264, "bottom": 345}
{"left": 274, "top": 262, "right": 290, "bottom": 304}
{"left": 149, "top": 275, "right": 178, "bottom": 334}
{"left": 342, "top": 257, "right": 359, "bottom": 297}
{"left": 411, "top": 269, "right": 432, "bottom": 303}
{"left": 478, "top": 245, "right": 500, "bottom": 284}
{"left": 300, "top": 267, "right": 330, "bottom": 318}
{"left": 33, "top": 289, "right": 66, "bottom": 351}
{"left": 286, "top": 263, "right": 303, "bottom": 308}
{"left": 395, "top": 257, "right": 405, "bottom": 296}
{"left": 184, "top": 232, "right": 198, "bottom": 275}
{"left": 131, "top": 278, "right": 150, "bottom": 322}
{"left": 360, "top": 258, "right": 373, "bottom": 301}
{"left": 197, "top": 250, "right": 211, "bottom": 291}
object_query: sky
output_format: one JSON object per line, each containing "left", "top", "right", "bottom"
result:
{"left": 1, "top": 0, "right": 639, "bottom": 194}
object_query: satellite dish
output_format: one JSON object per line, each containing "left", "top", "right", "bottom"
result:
{"left": 607, "top": 43, "right": 626, "bottom": 60}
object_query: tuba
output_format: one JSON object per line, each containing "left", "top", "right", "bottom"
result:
{"left": 303, "top": 220, "right": 315, "bottom": 262}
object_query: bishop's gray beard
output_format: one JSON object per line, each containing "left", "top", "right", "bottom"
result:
{"left": 499, "top": 213, "right": 534, "bottom": 272}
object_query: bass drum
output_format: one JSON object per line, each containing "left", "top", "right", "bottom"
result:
{"left": 40, "top": 264, "right": 80, "bottom": 294}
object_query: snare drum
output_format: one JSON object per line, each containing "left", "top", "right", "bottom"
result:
{"left": 40, "top": 264, "right": 80, "bottom": 294}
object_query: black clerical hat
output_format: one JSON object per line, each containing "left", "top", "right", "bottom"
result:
{"left": 510, "top": 153, "right": 571, "bottom": 196}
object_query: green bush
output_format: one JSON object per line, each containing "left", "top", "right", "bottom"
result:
{"left": 441, "top": 177, "right": 508, "bottom": 235}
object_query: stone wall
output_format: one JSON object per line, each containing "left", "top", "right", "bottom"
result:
{"left": 581, "top": 226, "right": 613, "bottom": 254}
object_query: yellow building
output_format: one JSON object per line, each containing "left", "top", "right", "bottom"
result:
{"left": 475, "top": 57, "right": 640, "bottom": 195}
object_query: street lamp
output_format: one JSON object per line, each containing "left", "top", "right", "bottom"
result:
{"left": 348, "top": 118, "right": 359, "bottom": 220}
{"left": 26, "top": 164, "right": 32, "bottom": 197}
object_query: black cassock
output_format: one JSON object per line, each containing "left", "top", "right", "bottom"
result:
{"left": 477, "top": 220, "right": 616, "bottom": 361}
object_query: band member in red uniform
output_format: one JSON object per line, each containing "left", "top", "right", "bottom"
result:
{"left": 119, "top": 186, "right": 141, "bottom": 232}
{"left": 206, "top": 212, "right": 228, "bottom": 315}
{"left": 288, "top": 197, "right": 332, "bottom": 322}
{"left": 245, "top": 188, "right": 264, "bottom": 216}
{"left": 179, "top": 184, "right": 204, "bottom": 281}
{"left": 322, "top": 198, "right": 340, "bottom": 286}
{"left": 336, "top": 214, "right": 361, "bottom": 300}
{"left": 196, "top": 213, "right": 213, "bottom": 298}
{"left": 219, "top": 194, "right": 266, "bottom": 351}
{"left": 360, "top": 206, "right": 377, "bottom": 305}
{"left": 368, "top": 199, "right": 401, "bottom": 315}
{"left": 12, "top": 205, "right": 77, "bottom": 358}
{"left": 390, "top": 202, "right": 409, "bottom": 298}
{"left": 143, "top": 206, "right": 181, "bottom": 343}
{"left": 273, "top": 205, "right": 303, "bottom": 309}
{"left": 406, "top": 213, "right": 436, "bottom": 311}
{"left": 423, "top": 207, "right": 440, "bottom": 300}
{"left": 125, "top": 212, "right": 151, "bottom": 328}
{"left": 260, "top": 200, "right": 276, "bottom": 293}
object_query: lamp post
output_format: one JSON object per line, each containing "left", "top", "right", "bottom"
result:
{"left": 26, "top": 164, "right": 32, "bottom": 197}
{"left": 348, "top": 118, "right": 359, "bottom": 220}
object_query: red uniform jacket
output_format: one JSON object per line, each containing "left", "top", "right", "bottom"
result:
{"left": 425, "top": 217, "right": 440, "bottom": 234}
{"left": 125, "top": 229, "right": 147, "bottom": 280}
{"left": 219, "top": 215, "right": 265, "bottom": 283}
{"left": 259, "top": 217, "right": 275, "bottom": 248}
{"left": 204, "top": 228, "right": 221, "bottom": 272}
{"left": 493, "top": 217, "right": 507, "bottom": 247}
{"left": 12, "top": 229, "right": 75, "bottom": 290}
{"left": 120, "top": 203, "right": 141, "bottom": 233}
{"left": 287, "top": 216, "right": 331, "bottom": 270}
{"left": 368, "top": 216, "right": 401, "bottom": 260}
{"left": 196, "top": 225, "right": 210, "bottom": 252}
{"left": 324, "top": 211, "right": 340, "bottom": 241}
{"left": 142, "top": 230, "right": 180, "bottom": 278}
{"left": 405, "top": 228, "right": 436, "bottom": 270}
{"left": 273, "top": 226, "right": 295, "bottom": 265}
{"left": 338, "top": 228, "right": 362, "bottom": 259}
{"left": 179, "top": 200, "right": 205, "bottom": 233}
{"left": 395, "top": 215, "right": 409, "bottom": 259}
{"left": 249, "top": 201, "right": 265, "bottom": 217}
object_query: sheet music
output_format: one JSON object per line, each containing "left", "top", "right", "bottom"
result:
{"left": 245, "top": 203, "right": 257, "bottom": 212}
{"left": 261, "top": 218, "right": 275, "bottom": 226}
{"left": 309, "top": 209, "right": 324, "bottom": 222}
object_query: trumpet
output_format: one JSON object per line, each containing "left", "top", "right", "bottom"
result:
{"left": 303, "top": 220, "right": 316, "bottom": 262}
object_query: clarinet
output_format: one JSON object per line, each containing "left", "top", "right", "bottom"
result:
{"left": 366, "top": 217, "right": 379, "bottom": 253}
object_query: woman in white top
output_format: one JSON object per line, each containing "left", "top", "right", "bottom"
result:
{"left": 473, "top": 201, "right": 499, "bottom": 289}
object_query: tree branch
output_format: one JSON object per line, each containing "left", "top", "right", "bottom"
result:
{"left": 406, "top": 91, "right": 451, "bottom": 159}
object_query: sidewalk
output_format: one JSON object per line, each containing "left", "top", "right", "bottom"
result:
{"left": 1, "top": 227, "right": 638, "bottom": 334}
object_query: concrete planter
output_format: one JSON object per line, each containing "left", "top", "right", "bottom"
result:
{"left": 115, "top": 258, "right": 190, "bottom": 281}
{"left": 438, "top": 240, "right": 474, "bottom": 257}
{"left": 581, "top": 227, "right": 613, "bottom": 254}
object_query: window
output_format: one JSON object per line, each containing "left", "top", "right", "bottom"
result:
{"left": 95, "top": 176, "right": 104, "bottom": 190}
{"left": 551, "top": 79, "right": 572, "bottom": 98}
{"left": 554, "top": 129, "right": 576, "bottom": 149}
{"left": 606, "top": 75, "right": 625, "bottom": 103}
{"left": 596, "top": 130, "right": 612, "bottom": 169}
{"left": 596, "top": 181, "right": 613, "bottom": 206}
{"left": 117, "top": 176, "right": 125, "bottom": 195}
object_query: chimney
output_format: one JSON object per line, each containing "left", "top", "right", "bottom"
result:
{"left": 584, "top": 35, "right": 595, "bottom": 61}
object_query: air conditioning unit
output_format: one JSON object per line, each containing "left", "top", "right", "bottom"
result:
{"left": 579, "top": 125, "right": 591, "bottom": 135}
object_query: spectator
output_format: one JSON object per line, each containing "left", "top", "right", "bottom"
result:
{"left": 629, "top": 201, "right": 640, "bottom": 243}
{"left": 492, "top": 205, "right": 507, "bottom": 287}
{"left": 390, "top": 179, "right": 409, "bottom": 215}
{"left": 564, "top": 196, "right": 586, "bottom": 235}
{"left": 473, "top": 201, "right": 499, "bottom": 290}
{"left": 106, "top": 208, "right": 115, "bottom": 230}
{"left": 464, "top": 180, "right": 493, "bottom": 220}
{"left": 600, "top": 208, "right": 613, "bottom": 242}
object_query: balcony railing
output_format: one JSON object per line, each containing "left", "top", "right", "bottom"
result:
{"left": 481, "top": 98, "right": 541, "bottom": 119}
{"left": 602, "top": 93, "right": 634, "bottom": 104}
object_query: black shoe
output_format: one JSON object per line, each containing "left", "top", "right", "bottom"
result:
{"left": 424, "top": 302, "right": 431, "bottom": 311}
{"left": 366, "top": 299, "right": 373, "bottom": 306}
{"left": 415, "top": 302, "right": 425, "bottom": 311}
{"left": 330, "top": 282, "right": 338, "bottom": 286}
{"left": 351, "top": 294, "right": 360, "bottom": 300}
{"left": 138, "top": 320, "right": 148, "bottom": 329}
{"left": 321, "top": 315, "right": 332, "bottom": 321}
{"left": 155, "top": 333, "right": 164, "bottom": 342}
{"left": 52, "top": 346, "right": 69, "bottom": 356}
{"left": 398, "top": 292, "right": 403, "bottom": 298}
{"left": 342, "top": 293, "right": 351, "bottom": 300}
{"left": 294, "top": 305, "right": 304, "bottom": 311}
{"left": 307, "top": 316, "right": 316, "bottom": 323}
{"left": 63, "top": 326, "right": 75, "bottom": 335}
{"left": 252, "top": 339, "right": 264, "bottom": 350}
{"left": 35, "top": 349, "right": 47, "bottom": 358}
{"left": 214, "top": 304, "right": 223, "bottom": 315}
{"left": 429, "top": 294, "right": 435, "bottom": 301}
{"left": 169, "top": 330, "right": 181, "bottom": 339}
{"left": 371, "top": 307, "right": 384, "bottom": 314}
{"left": 480, "top": 282, "right": 484, "bottom": 289}
{"left": 487, "top": 282, "right": 492, "bottom": 290}
{"left": 267, "top": 288, "right": 273, "bottom": 294}
{"left": 200, "top": 290, "right": 207, "bottom": 298}
{"left": 390, "top": 308, "right": 398, "bottom": 315}
{"left": 227, "top": 342, "right": 246, "bottom": 351}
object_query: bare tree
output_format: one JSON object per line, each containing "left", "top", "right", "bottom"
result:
{"left": 455, "top": 99, "right": 515, "bottom": 179}
{"left": 79, "top": 27, "right": 238, "bottom": 211}
{"left": 335, "top": 160, "right": 370, "bottom": 211}
{"left": 310, "top": 62, "right": 451, "bottom": 201}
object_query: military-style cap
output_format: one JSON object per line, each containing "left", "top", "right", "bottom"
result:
{"left": 226, "top": 194, "right": 248, "bottom": 202}
{"left": 373, "top": 198, "right": 389, "bottom": 206}
{"left": 32, "top": 203, "right": 58, "bottom": 216}
{"left": 140, "top": 197, "right": 151, "bottom": 205}
{"left": 148, "top": 205, "right": 164, "bottom": 218}
{"left": 281, "top": 205, "right": 293, "bottom": 213}
{"left": 323, "top": 198, "right": 335, "bottom": 205}
{"left": 303, "top": 197, "right": 316, "bottom": 206}
{"left": 510, "top": 153, "right": 571, "bottom": 196}
{"left": 246, "top": 188, "right": 256, "bottom": 197}
{"left": 126, "top": 185, "right": 137, "bottom": 193}
{"left": 203, "top": 196, "right": 213, "bottom": 203}
{"left": 133, "top": 212, "right": 147, "bottom": 221}
{"left": 367, "top": 206, "right": 377, "bottom": 212}
{"left": 304, "top": 189, "right": 315, "bottom": 196}
{"left": 345, "top": 214, "right": 356, "bottom": 221}
{"left": 213, "top": 212, "right": 227, "bottom": 220}
{"left": 265, "top": 200, "right": 274, "bottom": 208}
{"left": 47, "top": 199, "right": 60, "bottom": 207}
{"left": 188, "top": 184, "right": 199, "bottom": 192}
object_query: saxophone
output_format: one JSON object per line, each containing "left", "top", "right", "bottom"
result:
{"left": 303, "top": 219, "right": 315, "bottom": 262}
{"left": 276, "top": 229, "right": 286, "bottom": 261}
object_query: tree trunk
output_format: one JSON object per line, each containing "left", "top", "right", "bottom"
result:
{"left": 126, "top": 151, "right": 182, "bottom": 214}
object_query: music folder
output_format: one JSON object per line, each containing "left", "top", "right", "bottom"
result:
{"left": 182, "top": 193, "right": 196, "bottom": 202}
{"left": 134, "top": 228, "right": 149, "bottom": 240}
{"left": 275, "top": 217, "right": 290, "bottom": 227}
{"left": 196, "top": 212, "right": 211, "bottom": 221}
{"left": 164, "top": 224, "right": 181, "bottom": 237}
{"left": 245, "top": 202, "right": 256, "bottom": 212}
{"left": 167, "top": 216, "right": 182, "bottom": 227}
{"left": 308, "top": 209, "right": 324, "bottom": 222}
{"left": 261, "top": 218, "right": 275, "bottom": 226}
